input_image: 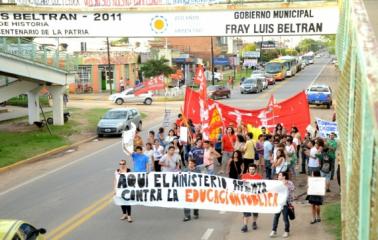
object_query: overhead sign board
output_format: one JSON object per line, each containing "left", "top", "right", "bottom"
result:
{"left": 13, "top": 0, "right": 226, "bottom": 7}
{"left": 244, "top": 51, "right": 260, "bottom": 58}
{"left": 0, "top": 8, "right": 339, "bottom": 37}
{"left": 214, "top": 57, "right": 229, "bottom": 65}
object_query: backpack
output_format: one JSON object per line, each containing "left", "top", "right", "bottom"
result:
{"left": 321, "top": 154, "right": 331, "bottom": 173}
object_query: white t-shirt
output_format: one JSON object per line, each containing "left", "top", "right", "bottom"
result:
{"left": 153, "top": 145, "right": 164, "bottom": 162}
{"left": 159, "top": 153, "right": 180, "bottom": 172}
{"left": 293, "top": 138, "right": 300, "bottom": 147}
{"left": 145, "top": 149, "right": 154, "bottom": 171}
{"left": 308, "top": 146, "right": 320, "bottom": 167}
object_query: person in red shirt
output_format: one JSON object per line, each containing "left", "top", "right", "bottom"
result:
{"left": 219, "top": 127, "right": 236, "bottom": 174}
{"left": 240, "top": 164, "right": 263, "bottom": 233}
{"left": 176, "top": 113, "right": 183, "bottom": 127}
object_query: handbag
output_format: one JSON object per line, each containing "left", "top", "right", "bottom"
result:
{"left": 287, "top": 203, "right": 295, "bottom": 220}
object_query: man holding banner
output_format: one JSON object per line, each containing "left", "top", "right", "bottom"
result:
{"left": 183, "top": 159, "right": 201, "bottom": 222}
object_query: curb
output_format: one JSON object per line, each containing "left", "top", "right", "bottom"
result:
{"left": 0, "top": 135, "right": 97, "bottom": 174}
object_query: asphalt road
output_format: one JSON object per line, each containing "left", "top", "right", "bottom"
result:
{"left": 0, "top": 56, "right": 333, "bottom": 240}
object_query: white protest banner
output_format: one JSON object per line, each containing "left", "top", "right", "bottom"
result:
{"left": 316, "top": 118, "right": 338, "bottom": 139}
{"left": 306, "top": 124, "right": 316, "bottom": 138}
{"left": 121, "top": 122, "right": 136, "bottom": 155}
{"left": 113, "top": 172, "right": 288, "bottom": 213}
{"left": 179, "top": 127, "right": 188, "bottom": 143}
{"left": 307, "top": 177, "right": 326, "bottom": 196}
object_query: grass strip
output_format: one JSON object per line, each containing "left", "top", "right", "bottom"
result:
{"left": 322, "top": 203, "right": 341, "bottom": 240}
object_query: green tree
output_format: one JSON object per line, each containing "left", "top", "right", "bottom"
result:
{"left": 261, "top": 49, "right": 279, "bottom": 62}
{"left": 140, "top": 58, "right": 174, "bottom": 78}
{"left": 285, "top": 48, "right": 298, "bottom": 56}
{"left": 110, "top": 37, "right": 129, "bottom": 46}
{"left": 297, "top": 38, "right": 322, "bottom": 53}
{"left": 241, "top": 43, "right": 257, "bottom": 52}
{"left": 321, "top": 34, "right": 336, "bottom": 54}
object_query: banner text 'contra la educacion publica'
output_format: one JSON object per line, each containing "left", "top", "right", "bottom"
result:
{"left": 114, "top": 172, "right": 288, "bottom": 213}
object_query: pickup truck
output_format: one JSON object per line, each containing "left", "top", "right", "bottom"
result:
{"left": 306, "top": 84, "right": 333, "bottom": 109}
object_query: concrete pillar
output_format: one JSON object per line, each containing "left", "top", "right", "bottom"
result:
{"left": 48, "top": 85, "right": 65, "bottom": 125}
{"left": 27, "top": 86, "right": 41, "bottom": 125}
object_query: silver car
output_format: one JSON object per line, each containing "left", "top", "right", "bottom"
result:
{"left": 97, "top": 108, "right": 142, "bottom": 137}
{"left": 240, "top": 77, "right": 264, "bottom": 94}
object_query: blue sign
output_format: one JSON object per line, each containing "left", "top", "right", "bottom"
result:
{"left": 316, "top": 118, "right": 339, "bottom": 139}
{"left": 213, "top": 57, "right": 229, "bottom": 65}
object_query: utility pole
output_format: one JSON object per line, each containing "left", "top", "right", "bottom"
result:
{"left": 211, "top": 37, "right": 215, "bottom": 86}
{"left": 106, "top": 37, "right": 113, "bottom": 95}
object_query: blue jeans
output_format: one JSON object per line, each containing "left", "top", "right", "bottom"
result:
{"left": 265, "top": 160, "right": 272, "bottom": 179}
{"left": 272, "top": 205, "right": 290, "bottom": 232}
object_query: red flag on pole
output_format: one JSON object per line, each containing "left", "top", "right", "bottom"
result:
{"left": 193, "top": 65, "right": 210, "bottom": 140}
{"left": 134, "top": 75, "right": 165, "bottom": 95}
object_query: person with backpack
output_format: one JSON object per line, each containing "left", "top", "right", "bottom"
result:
{"left": 318, "top": 145, "right": 333, "bottom": 192}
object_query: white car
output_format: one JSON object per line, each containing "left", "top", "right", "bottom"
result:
{"left": 108, "top": 88, "right": 153, "bottom": 105}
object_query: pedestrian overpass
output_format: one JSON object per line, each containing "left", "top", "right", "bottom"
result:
{"left": 0, "top": 0, "right": 377, "bottom": 239}
{"left": 0, "top": 38, "right": 75, "bottom": 125}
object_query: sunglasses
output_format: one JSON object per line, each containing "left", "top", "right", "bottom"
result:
{"left": 119, "top": 163, "right": 126, "bottom": 165}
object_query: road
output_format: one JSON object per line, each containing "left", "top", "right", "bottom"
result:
{"left": 0, "top": 56, "right": 335, "bottom": 240}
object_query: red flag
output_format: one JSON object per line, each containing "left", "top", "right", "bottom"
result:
{"left": 134, "top": 75, "right": 165, "bottom": 95}
{"left": 184, "top": 88, "right": 310, "bottom": 137}
{"left": 194, "top": 66, "right": 210, "bottom": 139}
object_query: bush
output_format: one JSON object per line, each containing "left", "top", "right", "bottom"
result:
{"left": 7, "top": 95, "right": 50, "bottom": 107}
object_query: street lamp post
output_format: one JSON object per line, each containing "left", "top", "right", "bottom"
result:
{"left": 211, "top": 37, "right": 215, "bottom": 86}
{"left": 106, "top": 37, "right": 113, "bottom": 95}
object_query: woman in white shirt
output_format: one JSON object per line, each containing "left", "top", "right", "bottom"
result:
{"left": 144, "top": 142, "right": 154, "bottom": 172}
{"left": 153, "top": 139, "right": 164, "bottom": 172}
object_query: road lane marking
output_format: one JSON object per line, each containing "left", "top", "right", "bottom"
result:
{"left": 0, "top": 121, "right": 165, "bottom": 197}
{"left": 0, "top": 143, "right": 121, "bottom": 197}
{"left": 46, "top": 192, "right": 113, "bottom": 239}
{"left": 219, "top": 211, "right": 226, "bottom": 214}
{"left": 309, "top": 63, "right": 328, "bottom": 87}
{"left": 51, "top": 198, "right": 112, "bottom": 240}
{"left": 201, "top": 228, "right": 214, "bottom": 240}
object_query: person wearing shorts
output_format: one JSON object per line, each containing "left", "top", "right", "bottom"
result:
{"left": 240, "top": 164, "right": 262, "bottom": 232}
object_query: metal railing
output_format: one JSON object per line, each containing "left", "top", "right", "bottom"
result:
{"left": 336, "top": 0, "right": 378, "bottom": 239}
{"left": 0, "top": 37, "right": 77, "bottom": 72}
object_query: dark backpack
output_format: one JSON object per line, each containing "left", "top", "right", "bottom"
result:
{"left": 321, "top": 154, "right": 331, "bottom": 173}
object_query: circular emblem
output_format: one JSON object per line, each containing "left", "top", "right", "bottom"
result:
{"left": 150, "top": 16, "right": 168, "bottom": 34}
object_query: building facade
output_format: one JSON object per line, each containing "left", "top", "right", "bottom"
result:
{"left": 69, "top": 51, "right": 139, "bottom": 93}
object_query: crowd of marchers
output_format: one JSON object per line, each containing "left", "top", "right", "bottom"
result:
{"left": 114, "top": 113, "right": 338, "bottom": 238}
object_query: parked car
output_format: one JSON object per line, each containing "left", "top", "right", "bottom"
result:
{"left": 207, "top": 85, "right": 231, "bottom": 99}
{"left": 108, "top": 88, "right": 153, "bottom": 105}
{"left": 0, "top": 219, "right": 46, "bottom": 240}
{"left": 240, "top": 77, "right": 264, "bottom": 94}
{"left": 264, "top": 74, "right": 276, "bottom": 85}
{"left": 97, "top": 108, "right": 142, "bottom": 137}
{"left": 306, "top": 84, "right": 333, "bottom": 109}
{"left": 251, "top": 70, "right": 268, "bottom": 89}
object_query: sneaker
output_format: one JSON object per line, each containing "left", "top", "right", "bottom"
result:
{"left": 269, "top": 231, "right": 277, "bottom": 238}
{"left": 317, "top": 218, "right": 321, "bottom": 222}
{"left": 241, "top": 225, "right": 248, "bottom": 233}
{"left": 310, "top": 219, "right": 317, "bottom": 224}
{"left": 282, "top": 232, "right": 289, "bottom": 238}
{"left": 183, "top": 217, "right": 191, "bottom": 222}
{"left": 252, "top": 222, "right": 257, "bottom": 230}
{"left": 193, "top": 215, "right": 199, "bottom": 220}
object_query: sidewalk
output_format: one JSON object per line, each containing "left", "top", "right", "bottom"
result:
{"left": 225, "top": 202, "right": 334, "bottom": 240}
{"left": 0, "top": 106, "right": 52, "bottom": 122}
